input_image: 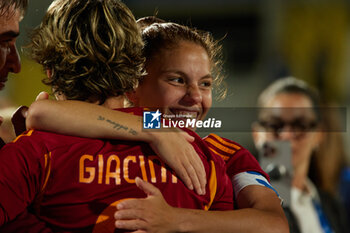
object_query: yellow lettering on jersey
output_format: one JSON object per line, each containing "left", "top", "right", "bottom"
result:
{"left": 147, "top": 157, "right": 157, "bottom": 183}
{"left": 80, "top": 154, "right": 95, "bottom": 183}
{"left": 149, "top": 156, "right": 167, "bottom": 183}
{"left": 161, "top": 162, "right": 167, "bottom": 182}
{"left": 124, "top": 156, "right": 136, "bottom": 183}
{"left": 172, "top": 172, "right": 178, "bottom": 183}
{"left": 98, "top": 154, "right": 104, "bottom": 184}
{"left": 139, "top": 155, "right": 148, "bottom": 182}
{"left": 105, "top": 155, "right": 121, "bottom": 185}
{"left": 78, "top": 154, "right": 180, "bottom": 185}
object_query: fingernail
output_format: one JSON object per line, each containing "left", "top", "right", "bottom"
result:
{"left": 115, "top": 221, "right": 122, "bottom": 228}
{"left": 117, "top": 203, "right": 123, "bottom": 209}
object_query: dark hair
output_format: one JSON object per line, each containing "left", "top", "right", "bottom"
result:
{"left": 30, "top": 0, "right": 144, "bottom": 104}
{"left": 257, "top": 77, "right": 321, "bottom": 119}
{"left": 137, "top": 16, "right": 227, "bottom": 100}
{"left": 0, "top": 0, "right": 28, "bottom": 17}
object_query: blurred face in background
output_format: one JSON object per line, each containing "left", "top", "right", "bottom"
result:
{"left": 253, "top": 92, "right": 322, "bottom": 169}
{"left": 132, "top": 40, "right": 213, "bottom": 122}
{"left": 0, "top": 6, "right": 21, "bottom": 90}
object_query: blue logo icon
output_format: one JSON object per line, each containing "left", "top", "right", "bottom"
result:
{"left": 143, "top": 110, "right": 161, "bottom": 129}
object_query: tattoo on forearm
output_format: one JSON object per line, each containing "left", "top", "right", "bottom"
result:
{"left": 97, "top": 116, "right": 138, "bottom": 135}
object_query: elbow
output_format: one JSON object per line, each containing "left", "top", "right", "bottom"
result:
{"left": 274, "top": 215, "right": 290, "bottom": 233}
{"left": 262, "top": 210, "right": 290, "bottom": 233}
{"left": 26, "top": 100, "right": 48, "bottom": 130}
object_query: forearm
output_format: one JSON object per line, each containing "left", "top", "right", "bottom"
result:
{"left": 115, "top": 181, "right": 288, "bottom": 233}
{"left": 27, "top": 100, "right": 206, "bottom": 195}
{"left": 176, "top": 186, "right": 288, "bottom": 233}
{"left": 174, "top": 208, "right": 288, "bottom": 233}
{"left": 26, "top": 100, "right": 152, "bottom": 142}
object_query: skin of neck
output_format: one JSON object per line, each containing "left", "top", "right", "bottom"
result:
{"left": 291, "top": 158, "right": 311, "bottom": 191}
{"left": 100, "top": 96, "right": 125, "bottom": 109}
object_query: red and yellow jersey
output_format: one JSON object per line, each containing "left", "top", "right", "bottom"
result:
{"left": 203, "top": 133, "right": 269, "bottom": 181}
{"left": 0, "top": 108, "right": 233, "bottom": 232}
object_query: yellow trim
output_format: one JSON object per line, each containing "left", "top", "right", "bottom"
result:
{"left": 209, "top": 147, "right": 230, "bottom": 161}
{"left": 44, "top": 152, "right": 48, "bottom": 168}
{"left": 208, "top": 134, "right": 241, "bottom": 150}
{"left": 204, "top": 161, "right": 217, "bottom": 210}
{"left": 41, "top": 152, "right": 52, "bottom": 192}
{"left": 32, "top": 152, "right": 52, "bottom": 215}
{"left": 205, "top": 138, "right": 236, "bottom": 155}
{"left": 13, "top": 129, "right": 34, "bottom": 143}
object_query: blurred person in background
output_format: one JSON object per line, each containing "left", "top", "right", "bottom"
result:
{"left": 308, "top": 104, "right": 350, "bottom": 225}
{"left": 0, "top": 0, "right": 25, "bottom": 90}
{"left": 252, "top": 77, "right": 348, "bottom": 233}
{"left": 0, "top": 0, "right": 27, "bottom": 145}
{"left": 0, "top": 1, "right": 54, "bottom": 232}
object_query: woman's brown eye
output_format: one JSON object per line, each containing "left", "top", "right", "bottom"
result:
{"left": 200, "top": 81, "right": 212, "bottom": 87}
{"left": 169, "top": 77, "right": 184, "bottom": 83}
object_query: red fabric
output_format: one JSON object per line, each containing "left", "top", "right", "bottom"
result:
{"left": 0, "top": 108, "right": 233, "bottom": 232}
{"left": 0, "top": 210, "right": 53, "bottom": 233}
{"left": 203, "top": 133, "right": 269, "bottom": 182}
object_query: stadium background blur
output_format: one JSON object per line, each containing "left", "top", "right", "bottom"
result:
{"left": 2, "top": 0, "right": 349, "bottom": 162}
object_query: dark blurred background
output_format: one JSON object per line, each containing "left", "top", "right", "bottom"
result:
{"left": 2, "top": 0, "right": 349, "bottom": 160}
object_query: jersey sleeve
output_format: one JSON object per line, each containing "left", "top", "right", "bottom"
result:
{"left": 0, "top": 131, "right": 48, "bottom": 225}
{"left": 232, "top": 171, "right": 279, "bottom": 199}
{"left": 203, "top": 134, "right": 269, "bottom": 181}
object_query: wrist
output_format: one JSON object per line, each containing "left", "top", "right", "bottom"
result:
{"left": 167, "top": 207, "right": 188, "bottom": 233}
{"left": 143, "top": 130, "right": 161, "bottom": 144}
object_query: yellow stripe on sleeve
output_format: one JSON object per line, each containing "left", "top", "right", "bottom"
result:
{"left": 209, "top": 133, "right": 241, "bottom": 150}
{"left": 209, "top": 147, "right": 230, "bottom": 161}
{"left": 205, "top": 137, "right": 236, "bottom": 155}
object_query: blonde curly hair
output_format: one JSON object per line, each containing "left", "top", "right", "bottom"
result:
{"left": 30, "top": 0, "right": 144, "bottom": 104}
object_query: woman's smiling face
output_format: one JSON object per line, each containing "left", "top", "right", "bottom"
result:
{"left": 133, "top": 40, "right": 213, "bottom": 122}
